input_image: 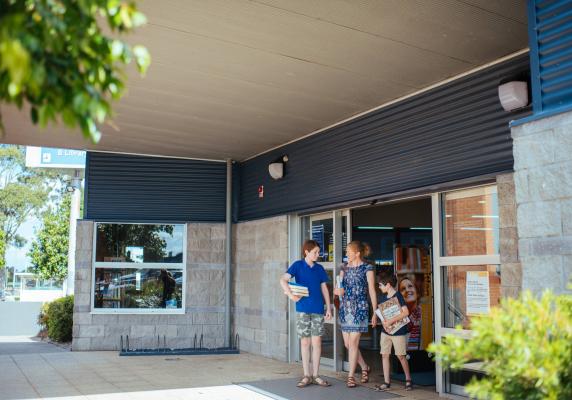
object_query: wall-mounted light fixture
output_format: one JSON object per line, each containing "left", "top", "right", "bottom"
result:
{"left": 498, "top": 81, "right": 529, "bottom": 111}
{"left": 268, "top": 155, "right": 288, "bottom": 180}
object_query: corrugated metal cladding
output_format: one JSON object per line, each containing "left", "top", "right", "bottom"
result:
{"left": 528, "top": 0, "right": 572, "bottom": 113}
{"left": 85, "top": 152, "right": 227, "bottom": 222}
{"left": 238, "top": 54, "right": 531, "bottom": 221}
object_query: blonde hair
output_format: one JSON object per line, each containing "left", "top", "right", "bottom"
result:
{"left": 347, "top": 240, "right": 372, "bottom": 261}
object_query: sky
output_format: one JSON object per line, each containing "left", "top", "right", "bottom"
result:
{"left": 3, "top": 145, "right": 85, "bottom": 272}
{"left": 6, "top": 217, "right": 39, "bottom": 271}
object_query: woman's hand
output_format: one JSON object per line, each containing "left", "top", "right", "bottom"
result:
{"left": 371, "top": 313, "right": 378, "bottom": 327}
{"left": 333, "top": 288, "right": 345, "bottom": 297}
{"left": 325, "top": 308, "right": 332, "bottom": 320}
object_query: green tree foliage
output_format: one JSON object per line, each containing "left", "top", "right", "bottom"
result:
{"left": 0, "top": 0, "right": 151, "bottom": 143}
{"left": 0, "top": 145, "right": 54, "bottom": 254}
{"left": 429, "top": 290, "right": 572, "bottom": 400}
{"left": 28, "top": 194, "right": 70, "bottom": 280}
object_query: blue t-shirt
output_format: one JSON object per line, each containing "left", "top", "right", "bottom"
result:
{"left": 287, "top": 259, "right": 329, "bottom": 314}
{"left": 378, "top": 291, "right": 409, "bottom": 336}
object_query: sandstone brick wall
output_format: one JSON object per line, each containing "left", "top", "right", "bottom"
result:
{"left": 497, "top": 173, "right": 522, "bottom": 298}
{"left": 72, "top": 221, "right": 226, "bottom": 351}
{"left": 512, "top": 111, "right": 572, "bottom": 294}
{"left": 232, "top": 216, "right": 289, "bottom": 362}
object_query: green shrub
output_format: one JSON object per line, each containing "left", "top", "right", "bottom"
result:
{"left": 429, "top": 290, "right": 572, "bottom": 400}
{"left": 40, "top": 295, "right": 74, "bottom": 342}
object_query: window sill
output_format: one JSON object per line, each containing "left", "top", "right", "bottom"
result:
{"left": 90, "top": 309, "right": 185, "bottom": 315}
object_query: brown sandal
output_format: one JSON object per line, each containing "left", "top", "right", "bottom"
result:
{"left": 360, "top": 365, "right": 371, "bottom": 383}
{"left": 346, "top": 375, "right": 357, "bottom": 388}
{"left": 297, "top": 376, "right": 312, "bottom": 388}
{"left": 313, "top": 376, "right": 331, "bottom": 387}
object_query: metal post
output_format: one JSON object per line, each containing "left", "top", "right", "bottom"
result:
{"left": 65, "top": 169, "right": 82, "bottom": 296}
{"left": 224, "top": 159, "right": 232, "bottom": 347}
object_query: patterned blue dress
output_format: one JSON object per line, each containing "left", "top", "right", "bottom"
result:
{"left": 339, "top": 263, "right": 373, "bottom": 333}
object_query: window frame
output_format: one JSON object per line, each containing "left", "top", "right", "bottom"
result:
{"left": 433, "top": 184, "right": 501, "bottom": 396}
{"left": 91, "top": 222, "right": 187, "bottom": 315}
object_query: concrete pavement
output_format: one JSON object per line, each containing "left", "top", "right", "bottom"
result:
{"left": 0, "top": 340, "right": 441, "bottom": 400}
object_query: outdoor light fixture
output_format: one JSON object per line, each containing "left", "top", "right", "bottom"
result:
{"left": 268, "top": 155, "right": 288, "bottom": 180}
{"left": 498, "top": 81, "right": 528, "bottom": 111}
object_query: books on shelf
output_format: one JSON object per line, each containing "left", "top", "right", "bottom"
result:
{"left": 288, "top": 282, "right": 309, "bottom": 297}
{"left": 376, "top": 296, "right": 410, "bottom": 335}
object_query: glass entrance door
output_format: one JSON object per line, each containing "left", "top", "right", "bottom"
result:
{"left": 432, "top": 186, "right": 502, "bottom": 396}
{"left": 299, "top": 211, "right": 349, "bottom": 368}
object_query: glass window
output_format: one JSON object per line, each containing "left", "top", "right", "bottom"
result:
{"left": 443, "top": 187, "right": 499, "bottom": 256}
{"left": 443, "top": 265, "right": 501, "bottom": 329}
{"left": 95, "top": 224, "right": 184, "bottom": 263}
{"left": 311, "top": 218, "right": 334, "bottom": 262}
{"left": 94, "top": 268, "right": 183, "bottom": 309}
{"left": 93, "top": 223, "right": 185, "bottom": 312}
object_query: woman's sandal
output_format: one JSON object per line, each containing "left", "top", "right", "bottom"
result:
{"left": 313, "top": 376, "right": 331, "bottom": 387}
{"left": 296, "top": 376, "right": 312, "bottom": 388}
{"left": 405, "top": 380, "right": 413, "bottom": 391}
{"left": 360, "top": 365, "right": 371, "bottom": 383}
{"left": 346, "top": 376, "right": 357, "bottom": 388}
{"left": 374, "top": 382, "right": 391, "bottom": 391}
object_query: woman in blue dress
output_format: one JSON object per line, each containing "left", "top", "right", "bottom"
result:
{"left": 334, "top": 241, "right": 378, "bottom": 388}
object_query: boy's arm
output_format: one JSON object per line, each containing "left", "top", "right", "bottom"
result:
{"left": 386, "top": 305, "right": 410, "bottom": 325}
{"left": 320, "top": 282, "right": 331, "bottom": 309}
{"left": 280, "top": 273, "right": 300, "bottom": 302}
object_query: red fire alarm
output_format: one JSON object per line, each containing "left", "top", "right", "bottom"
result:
{"left": 258, "top": 185, "right": 264, "bottom": 199}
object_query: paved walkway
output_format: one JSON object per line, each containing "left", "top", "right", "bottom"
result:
{"left": 0, "top": 337, "right": 66, "bottom": 356}
{"left": 0, "top": 340, "right": 441, "bottom": 400}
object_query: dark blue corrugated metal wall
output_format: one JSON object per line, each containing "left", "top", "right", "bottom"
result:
{"left": 85, "top": 152, "right": 227, "bottom": 222}
{"left": 238, "top": 54, "right": 531, "bottom": 221}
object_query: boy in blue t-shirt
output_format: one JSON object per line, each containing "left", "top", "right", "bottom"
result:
{"left": 375, "top": 270, "right": 413, "bottom": 392}
{"left": 279, "top": 240, "right": 331, "bottom": 388}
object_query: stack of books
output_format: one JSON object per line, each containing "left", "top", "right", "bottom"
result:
{"left": 288, "top": 282, "right": 309, "bottom": 297}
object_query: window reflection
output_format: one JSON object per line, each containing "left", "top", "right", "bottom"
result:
{"left": 443, "top": 265, "right": 501, "bottom": 329}
{"left": 95, "top": 224, "right": 184, "bottom": 263}
{"left": 443, "top": 187, "right": 499, "bottom": 256}
{"left": 94, "top": 268, "right": 183, "bottom": 309}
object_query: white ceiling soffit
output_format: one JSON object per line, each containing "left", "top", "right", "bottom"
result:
{"left": 2, "top": 0, "right": 528, "bottom": 161}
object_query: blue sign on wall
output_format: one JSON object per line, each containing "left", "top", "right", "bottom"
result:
{"left": 26, "top": 146, "right": 86, "bottom": 169}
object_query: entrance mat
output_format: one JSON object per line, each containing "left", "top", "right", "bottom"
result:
{"left": 392, "top": 371, "right": 435, "bottom": 386}
{"left": 238, "top": 377, "right": 401, "bottom": 400}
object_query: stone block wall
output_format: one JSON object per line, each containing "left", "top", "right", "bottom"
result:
{"left": 232, "top": 216, "right": 289, "bottom": 361}
{"left": 72, "top": 221, "right": 226, "bottom": 351}
{"left": 512, "top": 111, "right": 572, "bottom": 294}
{"left": 497, "top": 173, "right": 522, "bottom": 298}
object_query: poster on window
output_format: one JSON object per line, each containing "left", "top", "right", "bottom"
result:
{"left": 466, "top": 271, "right": 490, "bottom": 315}
{"left": 395, "top": 245, "right": 433, "bottom": 351}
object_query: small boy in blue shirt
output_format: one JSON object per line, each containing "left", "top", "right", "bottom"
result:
{"left": 375, "top": 269, "right": 413, "bottom": 391}
{"left": 280, "top": 239, "right": 331, "bottom": 388}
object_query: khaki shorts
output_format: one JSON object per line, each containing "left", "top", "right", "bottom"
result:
{"left": 296, "top": 313, "right": 324, "bottom": 338}
{"left": 380, "top": 332, "right": 407, "bottom": 355}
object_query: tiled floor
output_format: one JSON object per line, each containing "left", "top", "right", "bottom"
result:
{"left": 0, "top": 337, "right": 441, "bottom": 400}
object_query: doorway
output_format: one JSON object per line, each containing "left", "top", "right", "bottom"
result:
{"left": 348, "top": 197, "right": 436, "bottom": 386}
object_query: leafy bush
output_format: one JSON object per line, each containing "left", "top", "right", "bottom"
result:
{"left": 429, "top": 290, "right": 572, "bottom": 400}
{"left": 39, "top": 295, "right": 74, "bottom": 342}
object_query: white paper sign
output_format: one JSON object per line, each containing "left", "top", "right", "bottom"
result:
{"left": 466, "top": 271, "right": 490, "bottom": 315}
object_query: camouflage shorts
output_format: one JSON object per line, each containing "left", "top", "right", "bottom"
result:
{"left": 296, "top": 313, "right": 324, "bottom": 338}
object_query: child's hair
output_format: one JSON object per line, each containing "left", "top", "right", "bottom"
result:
{"left": 301, "top": 239, "right": 320, "bottom": 258}
{"left": 378, "top": 269, "right": 397, "bottom": 288}
{"left": 347, "top": 240, "right": 372, "bottom": 260}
